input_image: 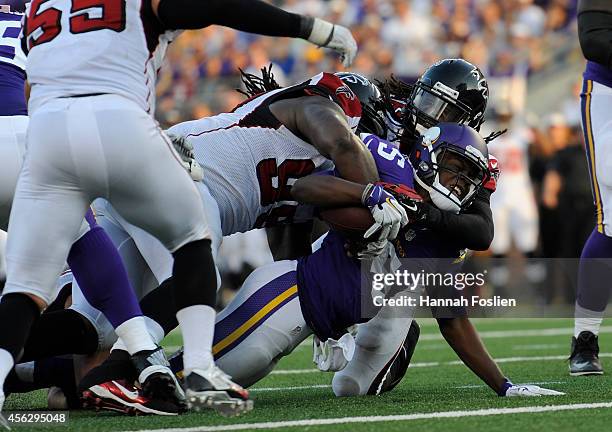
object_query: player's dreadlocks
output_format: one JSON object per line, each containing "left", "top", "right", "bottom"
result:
{"left": 483, "top": 129, "right": 507, "bottom": 144}
{"left": 374, "top": 75, "right": 414, "bottom": 122}
{"left": 237, "top": 64, "right": 283, "bottom": 98}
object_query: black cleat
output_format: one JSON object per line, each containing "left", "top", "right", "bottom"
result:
{"left": 569, "top": 331, "right": 604, "bottom": 376}
{"left": 184, "top": 365, "right": 253, "bottom": 417}
{"left": 131, "top": 347, "right": 186, "bottom": 410}
{"left": 368, "top": 320, "right": 420, "bottom": 395}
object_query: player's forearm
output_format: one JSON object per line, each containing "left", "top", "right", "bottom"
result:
{"left": 154, "top": 0, "right": 311, "bottom": 36}
{"left": 292, "top": 175, "right": 365, "bottom": 208}
{"left": 419, "top": 192, "right": 493, "bottom": 251}
{"left": 294, "top": 101, "right": 378, "bottom": 184}
{"left": 329, "top": 134, "right": 379, "bottom": 184}
{"left": 437, "top": 317, "right": 507, "bottom": 394}
{"left": 578, "top": 1, "right": 612, "bottom": 68}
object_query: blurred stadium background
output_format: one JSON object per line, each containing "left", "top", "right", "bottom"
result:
{"left": 161, "top": 0, "right": 587, "bottom": 310}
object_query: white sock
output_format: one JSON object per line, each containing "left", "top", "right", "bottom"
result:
{"left": 114, "top": 316, "right": 157, "bottom": 355}
{"left": 0, "top": 349, "right": 14, "bottom": 397}
{"left": 176, "top": 305, "right": 215, "bottom": 374}
{"left": 111, "top": 317, "right": 164, "bottom": 353}
{"left": 574, "top": 303, "right": 604, "bottom": 337}
{"left": 144, "top": 317, "right": 165, "bottom": 345}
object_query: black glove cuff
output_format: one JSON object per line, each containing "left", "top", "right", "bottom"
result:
{"left": 299, "top": 15, "right": 315, "bottom": 39}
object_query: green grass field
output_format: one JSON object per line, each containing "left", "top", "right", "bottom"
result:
{"left": 5, "top": 318, "right": 612, "bottom": 431}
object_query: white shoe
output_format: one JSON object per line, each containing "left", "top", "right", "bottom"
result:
{"left": 184, "top": 365, "right": 253, "bottom": 417}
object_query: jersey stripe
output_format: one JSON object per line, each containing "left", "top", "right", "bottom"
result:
{"left": 581, "top": 79, "right": 604, "bottom": 233}
{"left": 212, "top": 275, "right": 298, "bottom": 359}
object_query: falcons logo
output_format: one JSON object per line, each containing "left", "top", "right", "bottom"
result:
{"left": 336, "top": 84, "right": 356, "bottom": 101}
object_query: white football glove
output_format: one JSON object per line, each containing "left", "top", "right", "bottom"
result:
{"left": 307, "top": 18, "right": 358, "bottom": 67}
{"left": 167, "top": 133, "right": 204, "bottom": 182}
{"left": 362, "top": 183, "right": 409, "bottom": 242}
{"left": 365, "top": 200, "right": 408, "bottom": 242}
{"left": 357, "top": 238, "right": 388, "bottom": 260}
{"left": 504, "top": 384, "right": 565, "bottom": 397}
{"left": 313, "top": 333, "right": 356, "bottom": 372}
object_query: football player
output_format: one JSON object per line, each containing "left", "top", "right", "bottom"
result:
{"left": 0, "top": 0, "right": 361, "bottom": 418}
{"left": 328, "top": 61, "right": 502, "bottom": 397}
{"left": 0, "top": 0, "right": 184, "bottom": 419}
{"left": 6, "top": 71, "right": 405, "bottom": 415}
{"left": 568, "top": 0, "right": 612, "bottom": 376}
{"left": 145, "top": 123, "right": 561, "bottom": 403}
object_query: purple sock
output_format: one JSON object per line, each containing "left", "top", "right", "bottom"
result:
{"left": 577, "top": 228, "right": 612, "bottom": 312}
{"left": 67, "top": 211, "right": 142, "bottom": 328}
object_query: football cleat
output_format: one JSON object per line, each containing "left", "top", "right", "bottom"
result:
{"left": 82, "top": 380, "right": 179, "bottom": 416}
{"left": 368, "top": 320, "right": 420, "bottom": 395}
{"left": 131, "top": 346, "right": 186, "bottom": 410}
{"left": 184, "top": 365, "right": 253, "bottom": 417}
{"left": 569, "top": 331, "right": 604, "bottom": 376}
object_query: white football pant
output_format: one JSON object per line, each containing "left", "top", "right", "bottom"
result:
{"left": 4, "top": 95, "right": 209, "bottom": 305}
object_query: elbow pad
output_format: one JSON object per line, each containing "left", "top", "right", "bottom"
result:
{"left": 578, "top": 10, "right": 612, "bottom": 68}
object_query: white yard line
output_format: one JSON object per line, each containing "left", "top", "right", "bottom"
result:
{"left": 270, "top": 352, "right": 612, "bottom": 375}
{"left": 134, "top": 402, "right": 612, "bottom": 432}
{"left": 454, "top": 381, "right": 566, "bottom": 389}
{"left": 512, "top": 344, "right": 565, "bottom": 351}
{"left": 247, "top": 380, "right": 567, "bottom": 393}
{"left": 251, "top": 384, "right": 331, "bottom": 392}
{"left": 419, "top": 326, "right": 612, "bottom": 341}
{"left": 164, "top": 326, "right": 612, "bottom": 351}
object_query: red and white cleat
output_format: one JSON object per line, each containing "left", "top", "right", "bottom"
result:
{"left": 81, "top": 380, "right": 180, "bottom": 416}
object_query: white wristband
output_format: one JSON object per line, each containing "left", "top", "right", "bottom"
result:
{"left": 308, "top": 18, "right": 334, "bottom": 47}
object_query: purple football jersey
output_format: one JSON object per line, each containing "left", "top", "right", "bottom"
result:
{"left": 0, "top": 11, "right": 26, "bottom": 116}
{"left": 296, "top": 134, "right": 418, "bottom": 340}
{"left": 584, "top": 61, "right": 612, "bottom": 89}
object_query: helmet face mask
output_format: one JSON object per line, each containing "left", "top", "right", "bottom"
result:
{"left": 427, "top": 147, "right": 487, "bottom": 210}
{"left": 411, "top": 83, "right": 473, "bottom": 127}
{"left": 411, "top": 124, "right": 489, "bottom": 213}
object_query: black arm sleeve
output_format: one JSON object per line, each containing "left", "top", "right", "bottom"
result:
{"left": 578, "top": 0, "right": 612, "bottom": 68}
{"left": 419, "top": 189, "right": 494, "bottom": 251}
{"left": 156, "top": 0, "right": 313, "bottom": 36}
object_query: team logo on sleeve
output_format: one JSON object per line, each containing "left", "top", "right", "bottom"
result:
{"left": 336, "top": 84, "right": 356, "bottom": 101}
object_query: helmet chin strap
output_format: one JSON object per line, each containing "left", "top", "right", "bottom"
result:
{"left": 414, "top": 171, "right": 461, "bottom": 214}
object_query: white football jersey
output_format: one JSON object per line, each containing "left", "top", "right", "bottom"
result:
{"left": 168, "top": 73, "right": 362, "bottom": 235}
{"left": 0, "top": 10, "right": 26, "bottom": 71}
{"left": 23, "top": 0, "right": 179, "bottom": 113}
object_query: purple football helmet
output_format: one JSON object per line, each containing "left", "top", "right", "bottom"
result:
{"left": 409, "top": 123, "right": 489, "bottom": 212}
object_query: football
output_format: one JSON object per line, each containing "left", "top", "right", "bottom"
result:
{"left": 319, "top": 206, "right": 374, "bottom": 237}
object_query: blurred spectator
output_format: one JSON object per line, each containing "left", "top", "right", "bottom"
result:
{"left": 486, "top": 106, "right": 539, "bottom": 260}
{"left": 155, "top": 0, "right": 579, "bottom": 128}
{"left": 542, "top": 115, "right": 593, "bottom": 259}
{"left": 540, "top": 113, "right": 593, "bottom": 303}
{"left": 485, "top": 105, "right": 540, "bottom": 292}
